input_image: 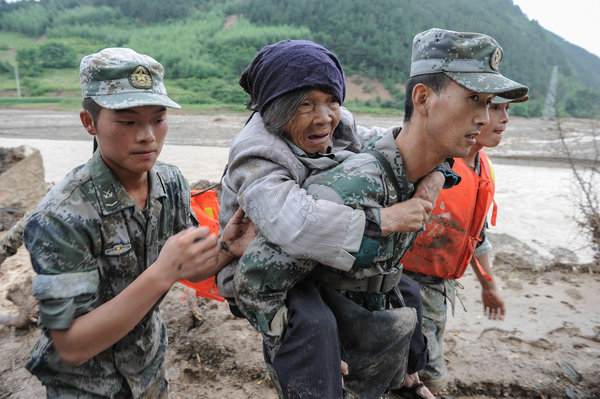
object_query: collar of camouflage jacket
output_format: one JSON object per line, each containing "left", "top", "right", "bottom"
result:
{"left": 89, "top": 151, "right": 167, "bottom": 215}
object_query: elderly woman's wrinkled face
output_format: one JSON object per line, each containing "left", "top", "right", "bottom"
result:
{"left": 283, "top": 90, "right": 341, "bottom": 154}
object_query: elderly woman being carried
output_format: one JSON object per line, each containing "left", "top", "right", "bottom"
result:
{"left": 218, "top": 40, "right": 444, "bottom": 398}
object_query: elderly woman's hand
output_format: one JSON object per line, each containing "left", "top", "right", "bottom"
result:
{"left": 377, "top": 170, "right": 443, "bottom": 234}
{"left": 219, "top": 208, "right": 258, "bottom": 258}
{"left": 413, "top": 170, "right": 445, "bottom": 213}
{"left": 378, "top": 198, "right": 433, "bottom": 234}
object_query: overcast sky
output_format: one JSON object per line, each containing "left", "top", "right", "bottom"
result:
{"left": 512, "top": 0, "right": 600, "bottom": 58}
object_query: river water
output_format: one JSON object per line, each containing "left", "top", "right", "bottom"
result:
{"left": 0, "top": 109, "right": 597, "bottom": 263}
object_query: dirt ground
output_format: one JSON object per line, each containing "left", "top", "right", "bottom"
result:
{"left": 0, "top": 110, "right": 599, "bottom": 398}
{"left": 1, "top": 240, "right": 598, "bottom": 399}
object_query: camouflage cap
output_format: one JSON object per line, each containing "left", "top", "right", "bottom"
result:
{"left": 79, "top": 48, "right": 180, "bottom": 109}
{"left": 492, "top": 95, "right": 529, "bottom": 104}
{"left": 410, "top": 28, "right": 528, "bottom": 99}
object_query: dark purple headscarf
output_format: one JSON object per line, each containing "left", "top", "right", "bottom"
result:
{"left": 239, "top": 39, "right": 346, "bottom": 113}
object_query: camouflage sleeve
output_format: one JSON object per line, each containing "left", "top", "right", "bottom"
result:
{"left": 229, "top": 155, "right": 365, "bottom": 271}
{"left": 24, "top": 211, "right": 99, "bottom": 330}
{"left": 158, "top": 163, "right": 197, "bottom": 230}
{"left": 306, "top": 155, "right": 390, "bottom": 269}
{"left": 356, "top": 125, "right": 386, "bottom": 147}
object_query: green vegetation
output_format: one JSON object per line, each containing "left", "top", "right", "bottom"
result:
{"left": 0, "top": 0, "right": 599, "bottom": 117}
{"left": 563, "top": 89, "right": 600, "bottom": 119}
{"left": 0, "top": 31, "right": 35, "bottom": 58}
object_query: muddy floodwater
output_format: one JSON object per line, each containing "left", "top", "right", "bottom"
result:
{"left": 1, "top": 109, "right": 597, "bottom": 264}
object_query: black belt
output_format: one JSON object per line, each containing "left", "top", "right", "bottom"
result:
{"left": 403, "top": 270, "right": 444, "bottom": 285}
{"left": 311, "top": 265, "right": 403, "bottom": 294}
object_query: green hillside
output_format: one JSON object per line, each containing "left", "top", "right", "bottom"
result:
{"left": 0, "top": 0, "right": 599, "bottom": 117}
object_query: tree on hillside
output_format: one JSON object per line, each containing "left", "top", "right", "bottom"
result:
{"left": 563, "top": 90, "right": 600, "bottom": 119}
{"left": 15, "top": 42, "right": 77, "bottom": 76}
{"left": 38, "top": 42, "right": 77, "bottom": 68}
{"left": 0, "top": 2, "right": 50, "bottom": 36}
{"left": 16, "top": 48, "right": 42, "bottom": 77}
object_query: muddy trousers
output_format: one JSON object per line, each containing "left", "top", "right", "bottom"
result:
{"left": 403, "top": 271, "right": 456, "bottom": 388}
{"left": 420, "top": 287, "right": 449, "bottom": 386}
{"left": 264, "top": 281, "right": 344, "bottom": 399}
{"left": 396, "top": 274, "right": 429, "bottom": 375}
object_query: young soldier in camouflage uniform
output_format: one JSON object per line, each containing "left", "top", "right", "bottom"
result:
{"left": 235, "top": 28, "right": 528, "bottom": 398}
{"left": 400, "top": 92, "right": 529, "bottom": 395}
{"left": 23, "top": 48, "right": 252, "bottom": 398}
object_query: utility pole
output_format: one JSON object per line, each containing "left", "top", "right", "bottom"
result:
{"left": 14, "top": 61, "right": 21, "bottom": 98}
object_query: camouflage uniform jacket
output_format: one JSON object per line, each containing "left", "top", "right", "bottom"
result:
{"left": 24, "top": 150, "right": 195, "bottom": 398}
{"left": 307, "top": 127, "right": 419, "bottom": 309}
{"left": 218, "top": 108, "right": 376, "bottom": 298}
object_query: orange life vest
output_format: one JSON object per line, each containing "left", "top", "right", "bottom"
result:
{"left": 179, "top": 189, "right": 225, "bottom": 301}
{"left": 402, "top": 150, "right": 497, "bottom": 280}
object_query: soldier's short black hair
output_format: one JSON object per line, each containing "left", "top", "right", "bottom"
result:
{"left": 82, "top": 97, "right": 103, "bottom": 127}
{"left": 404, "top": 73, "right": 452, "bottom": 122}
